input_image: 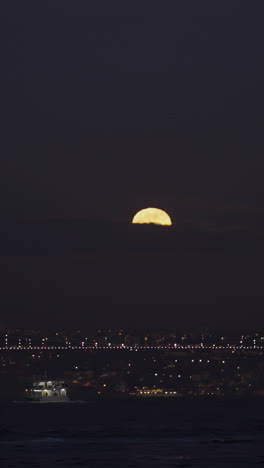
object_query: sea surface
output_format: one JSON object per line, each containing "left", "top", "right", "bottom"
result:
{"left": 0, "top": 397, "right": 264, "bottom": 467}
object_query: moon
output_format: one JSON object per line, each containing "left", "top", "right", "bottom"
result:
{"left": 132, "top": 208, "right": 172, "bottom": 226}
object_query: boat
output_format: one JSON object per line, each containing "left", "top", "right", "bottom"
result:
{"left": 25, "top": 379, "right": 70, "bottom": 403}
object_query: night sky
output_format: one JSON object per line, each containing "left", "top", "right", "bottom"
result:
{"left": 1, "top": 1, "right": 264, "bottom": 329}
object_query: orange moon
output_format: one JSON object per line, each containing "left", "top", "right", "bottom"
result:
{"left": 132, "top": 208, "right": 172, "bottom": 226}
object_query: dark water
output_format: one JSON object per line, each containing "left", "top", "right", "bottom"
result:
{"left": 1, "top": 397, "right": 264, "bottom": 467}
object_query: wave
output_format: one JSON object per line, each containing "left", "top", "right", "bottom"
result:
{"left": 211, "top": 438, "right": 256, "bottom": 444}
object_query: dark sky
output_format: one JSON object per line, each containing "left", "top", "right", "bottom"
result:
{"left": 2, "top": 0, "right": 264, "bottom": 220}
{"left": 1, "top": 1, "right": 264, "bottom": 329}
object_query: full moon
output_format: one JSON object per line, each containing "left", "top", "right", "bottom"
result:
{"left": 132, "top": 207, "right": 172, "bottom": 226}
